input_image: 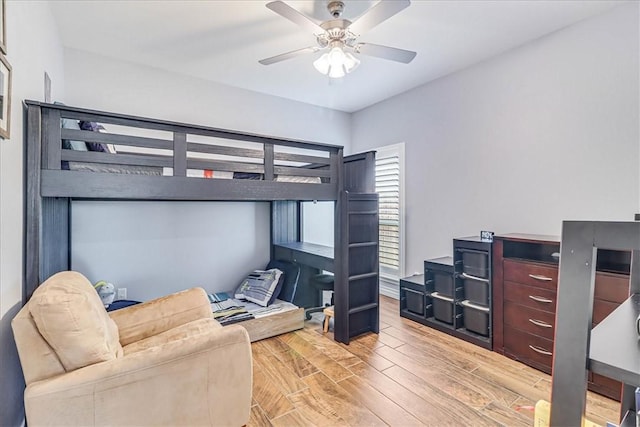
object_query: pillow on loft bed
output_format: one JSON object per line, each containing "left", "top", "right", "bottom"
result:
{"left": 61, "top": 116, "right": 88, "bottom": 152}
{"left": 79, "top": 121, "right": 111, "bottom": 153}
{"left": 234, "top": 268, "right": 283, "bottom": 307}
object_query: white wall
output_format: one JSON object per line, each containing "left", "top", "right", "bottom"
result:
{"left": 0, "top": 2, "right": 65, "bottom": 425}
{"left": 302, "top": 201, "right": 335, "bottom": 247}
{"left": 65, "top": 50, "right": 349, "bottom": 299}
{"left": 72, "top": 201, "right": 271, "bottom": 301}
{"left": 351, "top": 3, "right": 639, "bottom": 276}
{"left": 64, "top": 49, "right": 351, "bottom": 146}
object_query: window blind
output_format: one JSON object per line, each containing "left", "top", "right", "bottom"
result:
{"left": 375, "top": 155, "right": 400, "bottom": 275}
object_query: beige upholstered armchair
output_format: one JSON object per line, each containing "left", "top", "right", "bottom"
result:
{"left": 12, "top": 271, "right": 252, "bottom": 426}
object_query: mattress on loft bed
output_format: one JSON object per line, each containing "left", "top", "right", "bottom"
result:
{"left": 212, "top": 298, "right": 304, "bottom": 342}
{"left": 63, "top": 163, "right": 322, "bottom": 183}
{"left": 66, "top": 161, "right": 163, "bottom": 175}
{"left": 167, "top": 168, "right": 322, "bottom": 183}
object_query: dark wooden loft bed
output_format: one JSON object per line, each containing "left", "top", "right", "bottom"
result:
{"left": 24, "top": 100, "right": 379, "bottom": 344}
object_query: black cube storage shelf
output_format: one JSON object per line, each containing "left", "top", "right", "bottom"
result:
{"left": 399, "top": 239, "right": 493, "bottom": 351}
{"left": 424, "top": 256, "right": 462, "bottom": 329}
{"left": 453, "top": 237, "right": 493, "bottom": 349}
{"left": 399, "top": 274, "right": 429, "bottom": 322}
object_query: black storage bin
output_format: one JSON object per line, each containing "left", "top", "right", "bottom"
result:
{"left": 431, "top": 292, "right": 454, "bottom": 324}
{"left": 404, "top": 288, "right": 424, "bottom": 315}
{"left": 434, "top": 272, "right": 454, "bottom": 296}
{"left": 462, "top": 277, "right": 490, "bottom": 306}
{"left": 462, "top": 250, "right": 489, "bottom": 278}
{"left": 461, "top": 300, "right": 490, "bottom": 336}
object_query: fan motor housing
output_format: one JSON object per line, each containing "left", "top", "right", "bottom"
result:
{"left": 327, "top": 1, "right": 345, "bottom": 18}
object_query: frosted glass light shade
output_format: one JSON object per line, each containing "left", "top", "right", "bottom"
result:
{"left": 313, "top": 46, "right": 360, "bottom": 79}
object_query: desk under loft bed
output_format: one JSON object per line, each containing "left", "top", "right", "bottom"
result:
{"left": 24, "top": 101, "right": 379, "bottom": 344}
{"left": 550, "top": 221, "right": 639, "bottom": 426}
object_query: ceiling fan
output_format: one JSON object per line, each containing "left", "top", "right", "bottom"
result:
{"left": 259, "top": 0, "right": 417, "bottom": 79}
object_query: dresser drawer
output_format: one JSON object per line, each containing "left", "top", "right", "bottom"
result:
{"left": 590, "top": 373, "right": 622, "bottom": 400}
{"left": 504, "top": 302, "right": 555, "bottom": 341}
{"left": 504, "top": 280, "right": 557, "bottom": 313}
{"left": 592, "top": 299, "right": 619, "bottom": 325}
{"left": 503, "top": 259, "right": 558, "bottom": 291}
{"left": 594, "top": 272, "right": 629, "bottom": 304}
{"left": 504, "top": 326, "right": 554, "bottom": 373}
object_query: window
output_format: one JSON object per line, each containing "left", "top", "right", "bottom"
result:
{"left": 375, "top": 143, "right": 404, "bottom": 283}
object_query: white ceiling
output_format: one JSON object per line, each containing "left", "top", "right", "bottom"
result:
{"left": 50, "top": 0, "right": 626, "bottom": 113}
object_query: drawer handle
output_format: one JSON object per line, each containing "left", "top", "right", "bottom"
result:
{"left": 529, "top": 318, "right": 553, "bottom": 328}
{"left": 529, "top": 345, "right": 552, "bottom": 356}
{"left": 528, "top": 295, "right": 553, "bottom": 304}
{"left": 460, "top": 299, "right": 490, "bottom": 312}
{"left": 528, "top": 274, "right": 553, "bottom": 282}
{"left": 430, "top": 292, "right": 454, "bottom": 303}
{"left": 461, "top": 272, "right": 489, "bottom": 283}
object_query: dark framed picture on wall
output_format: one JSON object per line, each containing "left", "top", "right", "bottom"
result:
{"left": 0, "top": 0, "right": 5, "bottom": 54}
{"left": 0, "top": 54, "right": 12, "bottom": 139}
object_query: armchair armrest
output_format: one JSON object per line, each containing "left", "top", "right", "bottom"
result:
{"left": 109, "top": 287, "right": 212, "bottom": 346}
{"left": 24, "top": 321, "right": 252, "bottom": 427}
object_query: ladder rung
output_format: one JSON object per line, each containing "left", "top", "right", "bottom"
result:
{"left": 348, "top": 211, "right": 378, "bottom": 215}
{"left": 348, "top": 302, "right": 379, "bottom": 315}
{"left": 349, "top": 242, "right": 378, "bottom": 248}
{"left": 348, "top": 272, "right": 379, "bottom": 281}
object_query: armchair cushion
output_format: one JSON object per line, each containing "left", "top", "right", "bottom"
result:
{"left": 108, "top": 287, "right": 213, "bottom": 346}
{"left": 29, "top": 271, "right": 123, "bottom": 372}
{"left": 122, "top": 317, "right": 221, "bottom": 355}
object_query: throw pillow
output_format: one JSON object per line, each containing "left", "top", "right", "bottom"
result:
{"left": 79, "top": 121, "right": 110, "bottom": 153}
{"left": 234, "top": 269, "right": 283, "bottom": 307}
{"left": 29, "top": 271, "right": 123, "bottom": 372}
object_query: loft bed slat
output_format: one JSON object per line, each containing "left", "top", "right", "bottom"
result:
{"left": 187, "top": 159, "right": 265, "bottom": 174}
{"left": 274, "top": 166, "right": 331, "bottom": 178}
{"left": 274, "top": 152, "right": 331, "bottom": 165}
{"left": 61, "top": 150, "right": 173, "bottom": 168}
{"left": 264, "top": 144, "right": 275, "bottom": 181}
{"left": 61, "top": 128, "right": 173, "bottom": 150}
{"left": 40, "top": 170, "right": 338, "bottom": 201}
{"left": 330, "top": 152, "right": 340, "bottom": 184}
{"left": 187, "top": 142, "right": 264, "bottom": 159}
{"left": 173, "top": 133, "right": 187, "bottom": 177}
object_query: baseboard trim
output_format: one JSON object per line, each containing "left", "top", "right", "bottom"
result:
{"left": 379, "top": 277, "right": 399, "bottom": 300}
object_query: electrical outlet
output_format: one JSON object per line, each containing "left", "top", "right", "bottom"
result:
{"left": 117, "top": 288, "right": 127, "bottom": 300}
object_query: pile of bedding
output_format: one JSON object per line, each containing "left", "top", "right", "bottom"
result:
{"left": 209, "top": 267, "right": 299, "bottom": 325}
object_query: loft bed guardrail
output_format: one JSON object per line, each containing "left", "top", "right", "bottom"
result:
{"left": 25, "top": 100, "right": 343, "bottom": 201}
{"left": 24, "top": 101, "right": 381, "bottom": 345}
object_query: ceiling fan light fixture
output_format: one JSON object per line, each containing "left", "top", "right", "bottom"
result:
{"left": 313, "top": 46, "right": 360, "bottom": 79}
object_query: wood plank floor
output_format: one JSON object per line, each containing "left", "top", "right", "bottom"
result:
{"left": 249, "top": 296, "right": 619, "bottom": 426}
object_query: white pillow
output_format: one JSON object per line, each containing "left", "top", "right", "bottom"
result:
{"left": 234, "top": 269, "right": 283, "bottom": 307}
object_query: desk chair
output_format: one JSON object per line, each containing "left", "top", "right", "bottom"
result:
{"left": 305, "top": 273, "right": 334, "bottom": 320}
{"left": 266, "top": 259, "right": 300, "bottom": 303}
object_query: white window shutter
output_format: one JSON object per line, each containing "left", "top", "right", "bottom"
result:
{"left": 375, "top": 151, "right": 402, "bottom": 279}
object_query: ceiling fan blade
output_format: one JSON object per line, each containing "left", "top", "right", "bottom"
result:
{"left": 259, "top": 46, "right": 319, "bottom": 65}
{"left": 356, "top": 43, "right": 416, "bottom": 64}
{"left": 266, "top": 1, "right": 325, "bottom": 34}
{"left": 347, "top": 0, "right": 410, "bottom": 36}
